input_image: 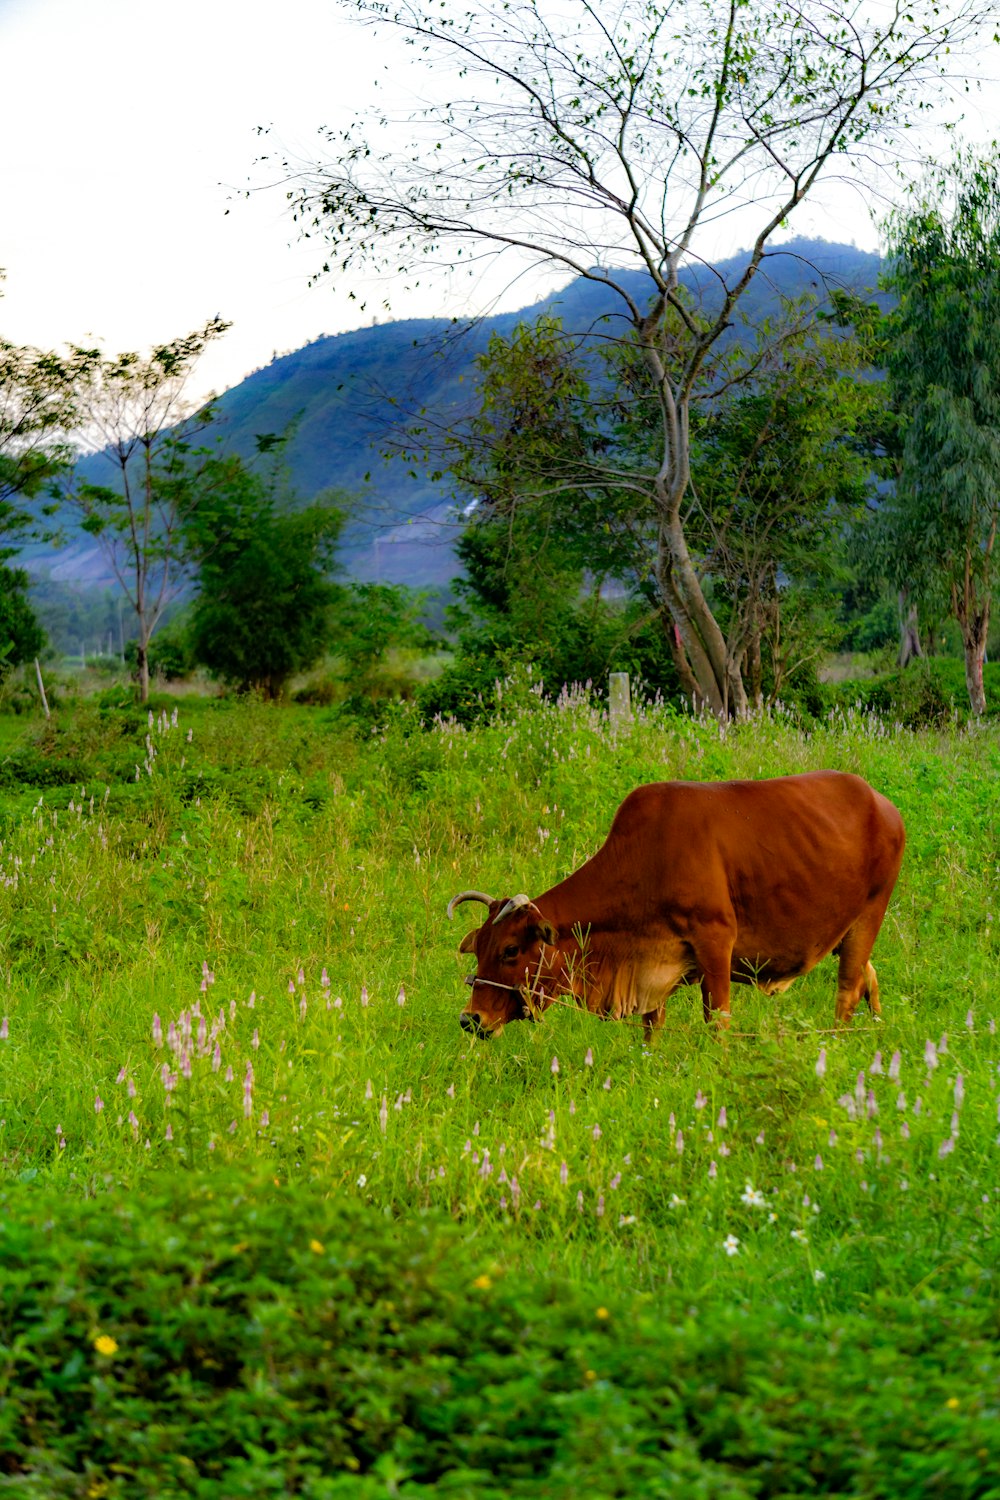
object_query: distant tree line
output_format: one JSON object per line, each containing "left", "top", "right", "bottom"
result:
{"left": 0, "top": 314, "right": 441, "bottom": 704}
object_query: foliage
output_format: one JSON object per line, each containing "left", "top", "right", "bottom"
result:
{"left": 687, "top": 315, "right": 883, "bottom": 706}
{"left": 0, "top": 562, "right": 45, "bottom": 673}
{"left": 0, "top": 324, "right": 78, "bottom": 676}
{"left": 271, "top": 0, "right": 989, "bottom": 716}
{"left": 0, "top": 332, "right": 75, "bottom": 521}
{"left": 1, "top": 1172, "right": 998, "bottom": 1498}
{"left": 124, "top": 611, "right": 195, "bottom": 683}
{"left": 188, "top": 491, "right": 344, "bottom": 699}
{"left": 830, "top": 657, "right": 1000, "bottom": 727}
{"left": 28, "top": 576, "right": 130, "bottom": 660}
{"left": 425, "top": 305, "right": 882, "bottom": 717}
{"left": 878, "top": 154, "right": 1000, "bottom": 713}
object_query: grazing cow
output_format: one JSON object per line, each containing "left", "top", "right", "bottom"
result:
{"left": 449, "top": 771, "right": 904, "bottom": 1037}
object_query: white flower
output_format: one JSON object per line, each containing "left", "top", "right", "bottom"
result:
{"left": 813, "top": 1268, "right": 826, "bottom": 1283}
{"left": 768, "top": 1212, "right": 778, "bottom": 1223}
{"left": 357, "top": 1173, "right": 367, "bottom": 1188}
{"left": 668, "top": 1193, "right": 686, "bottom": 1208}
{"left": 790, "top": 1228, "right": 809, "bottom": 1244}
{"left": 740, "top": 1182, "right": 765, "bottom": 1208}
{"left": 723, "top": 1234, "right": 740, "bottom": 1257}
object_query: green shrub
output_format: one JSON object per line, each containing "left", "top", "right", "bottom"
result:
{"left": 830, "top": 658, "right": 1000, "bottom": 727}
{"left": 415, "top": 648, "right": 505, "bottom": 726}
{"left": 124, "top": 621, "right": 195, "bottom": 684}
{"left": 1, "top": 1174, "right": 997, "bottom": 1499}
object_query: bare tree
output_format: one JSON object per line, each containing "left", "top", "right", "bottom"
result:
{"left": 264, "top": 0, "right": 991, "bottom": 715}
{"left": 65, "top": 320, "right": 230, "bottom": 702}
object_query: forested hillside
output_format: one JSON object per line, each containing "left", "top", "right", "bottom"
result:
{"left": 29, "top": 237, "right": 880, "bottom": 595}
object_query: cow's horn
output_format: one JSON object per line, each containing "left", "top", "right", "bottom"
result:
{"left": 493, "top": 893, "right": 533, "bottom": 924}
{"left": 447, "top": 890, "right": 494, "bottom": 921}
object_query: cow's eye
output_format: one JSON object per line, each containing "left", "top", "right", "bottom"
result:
{"left": 502, "top": 944, "right": 519, "bottom": 961}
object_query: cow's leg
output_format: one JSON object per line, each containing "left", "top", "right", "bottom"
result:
{"left": 863, "top": 961, "right": 881, "bottom": 1015}
{"left": 696, "top": 935, "right": 734, "bottom": 1029}
{"left": 835, "top": 920, "right": 884, "bottom": 1024}
{"left": 642, "top": 1003, "right": 665, "bottom": 1040}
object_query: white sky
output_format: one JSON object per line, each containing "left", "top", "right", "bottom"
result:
{"left": 0, "top": 0, "right": 997, "bottom": 405}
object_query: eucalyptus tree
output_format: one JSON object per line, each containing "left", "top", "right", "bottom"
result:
{"left": 267, "top": 0, "right": 991, "bottom": 715}
{"left": 879, "top": 156, "right": 1000, "bottom": 715}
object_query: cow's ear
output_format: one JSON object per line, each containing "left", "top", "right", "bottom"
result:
{"left": 535, "top": 919, "right": 558, "bottom": 946}
{"left": 459, "top": 928, "right": 479, "bottom": 955}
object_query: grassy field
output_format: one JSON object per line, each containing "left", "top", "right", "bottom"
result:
{"left": 1, "top": 684, "right": 998, "bottom": 1496}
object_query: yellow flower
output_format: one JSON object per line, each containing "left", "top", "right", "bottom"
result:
{"left": 309, "top": 1239, "right": 325, "bottom": 1255}
{"left": 473, "top": 1274, "right": 492, "bottom": 1290}
{"left": 93, "top": 1335, "right": 118, "bottom": 1357}
{"left": 595, "top": 1307, "right": 610, "bottom": 1320}
{"left": 584, "top": 1369, "right": 597, "bottom": 1381}
{"left": 946, "top": 1397, "right": 960, "bottom": 1411}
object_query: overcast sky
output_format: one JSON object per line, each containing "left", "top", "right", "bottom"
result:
{"left": 0, "top": 0, "right": 996, "bottom": 405}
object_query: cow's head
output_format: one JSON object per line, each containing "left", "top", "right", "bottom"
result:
{"left": 448, "top": 890, "right": 559, "bottom": 1038}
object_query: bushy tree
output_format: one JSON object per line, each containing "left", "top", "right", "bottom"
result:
{"left": 877, "top": 155, "right": 1000, "bottom": 714}
{"left": 0, "top": 313, "right": 78, "bottom": 675}
{"left": 189, "top": 489, "right": 344, "bottom": 699}
{"left": 0, "top": 336, "right": 75, "bottom": 521}
{"left": 421, "top": 304, "right": 880, "bottom": 716}
{"left": 414, "top": 318, "right": 676, "bottom": 719}
{"left": 335, "top": 583, "right": 439, "bottom": 675}
{"left": 0, "top": 564, "right": 45, "bottom": 674}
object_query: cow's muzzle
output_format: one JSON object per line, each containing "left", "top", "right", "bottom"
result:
{"left": 460, "top": 1010, "right": 493, "bottom": 1039}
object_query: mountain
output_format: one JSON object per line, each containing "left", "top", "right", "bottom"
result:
{"left": 29, "top": 238, "right": 883, "bottom": 596}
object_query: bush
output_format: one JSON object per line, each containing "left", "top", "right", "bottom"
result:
{"left": 124, "top": 621, "right": 195, "bottom": 684}
{"left": 416, "top": 648, "right": 506, "bottom": 726}
{"left": 829, "top": 658, "right": 1000, "bottom": 727}
{"left": 2, "top": 1173, "right": 997, "bottom": 1499}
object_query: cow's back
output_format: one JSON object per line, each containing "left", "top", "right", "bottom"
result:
{"left": 558, "top": 771, "right": 904, "bottom": 985}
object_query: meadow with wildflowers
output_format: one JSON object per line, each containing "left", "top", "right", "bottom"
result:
{"left": 0, "top": 683, "right": 998, "bottom": 1496}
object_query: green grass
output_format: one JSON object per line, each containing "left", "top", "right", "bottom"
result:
{"left": 0, "top": 684, "right": 998, "bottom": 1494}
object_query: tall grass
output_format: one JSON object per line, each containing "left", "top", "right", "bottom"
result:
{"left": 1, "top": 685, "right": 997, "bottom": 1301}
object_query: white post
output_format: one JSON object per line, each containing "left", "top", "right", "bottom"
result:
{"left": 608, "top": 671, "right": 632, "bottom": 729}
{"left": 34, "top": 658, "right": 50, "bottom": 719}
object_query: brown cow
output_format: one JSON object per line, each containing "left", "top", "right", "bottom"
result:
{"left": 449, "top": 770, "right": 904, "bottom": 1037}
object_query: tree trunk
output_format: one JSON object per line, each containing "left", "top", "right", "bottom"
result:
{"left": 961, "top": 610, "right": 989, "bottom": 716}
{"left": 659, "top": 607, "right": 703, "bottom": 707}
{"left": 747, "top": 628, "right": 763, "bottom": 711}
{"left": 656, "top": 511, "right": 748, "bottom": 719}
{"left": 137, "top": 640, "right": 150, "bottom": 704}
{"left": 897, "top": 591, "right": 924, "bottom": 668}
{"left": 641, "top": 326, "right": 748, "bottom": 720}
{"left": 953, "top": 535, "right": 992, "bottom": 716}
